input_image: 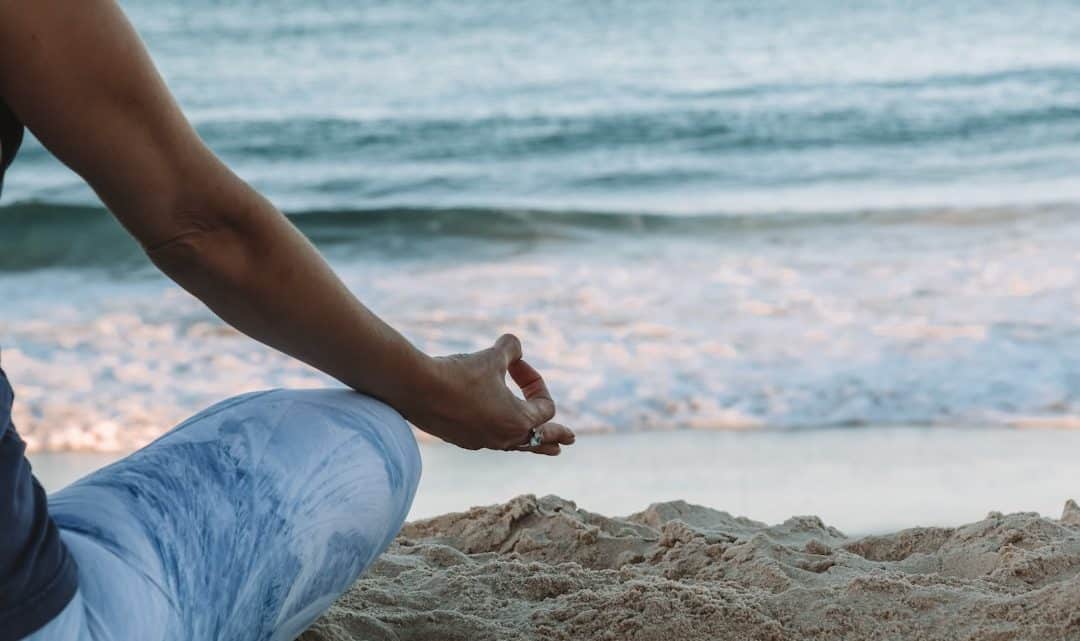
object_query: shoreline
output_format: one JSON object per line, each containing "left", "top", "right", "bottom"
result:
{"left": 31, "top": 426, "right": 1080, "bottom": 535}
{"left": 26, "top": 427, "right": 1080, "bottom": 639}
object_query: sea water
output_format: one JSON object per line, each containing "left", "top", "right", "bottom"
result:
{"left": 2, "top": 0, "right": 1080, "bottom": 451}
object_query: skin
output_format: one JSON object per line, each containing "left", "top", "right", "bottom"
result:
{"left": 0, "top": 0, "right": 575, "bottom": 455}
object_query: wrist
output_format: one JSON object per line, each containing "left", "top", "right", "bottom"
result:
{"left": 383, "top": 344, "right": 444, "bottom": 420}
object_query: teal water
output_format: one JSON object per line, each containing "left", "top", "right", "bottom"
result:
{"left": 4, "top": 0, "right": 1080, "bottom": 213}
{"left": 2, "top": 0, "right": 1079, "bottom": 449}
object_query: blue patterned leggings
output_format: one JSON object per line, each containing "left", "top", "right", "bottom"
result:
{"left": 25, "top": 389, "right": 422, "bottom": 641}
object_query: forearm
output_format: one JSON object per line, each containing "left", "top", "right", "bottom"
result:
{"left": 0, "top": 0, "right": 573, "bottom": 455}
{"left": 145, "top": 181, "right": 435, "bottom": 411}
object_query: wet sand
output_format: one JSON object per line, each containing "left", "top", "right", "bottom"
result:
{"left": 32, "top": 427, "right": 1080, "bottom": 535}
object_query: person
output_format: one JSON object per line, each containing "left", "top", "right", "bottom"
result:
{"left": 0, "top": 2, "right": 576, "bottom": 640}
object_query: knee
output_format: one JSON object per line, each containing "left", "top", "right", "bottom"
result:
{"left": 160, "top": 387, "right": 422, "bottom": 522}
{"left": 271, "top": 388, "right": 422, "bottom": 503}
{"left": 266, "top": 390, "right": 421, "bottom": 554}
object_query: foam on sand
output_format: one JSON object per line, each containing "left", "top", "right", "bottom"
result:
{"left": 301, "top": 495, "right": 1080, "bottom": 641}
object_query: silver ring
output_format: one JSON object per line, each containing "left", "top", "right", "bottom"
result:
{"left": 518, "top": 426, "right": 544, "bottom": 449}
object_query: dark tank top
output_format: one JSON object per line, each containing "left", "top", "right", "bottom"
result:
{"left": 0, "top": 99, "right": 24, "bottom": 194}
{"left": 0, "top": 100, "right": 80, "bottom": 639}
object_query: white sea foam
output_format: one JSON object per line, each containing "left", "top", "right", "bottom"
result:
{"left": 2, "top": 207, "right": 1078, "bottom": 452}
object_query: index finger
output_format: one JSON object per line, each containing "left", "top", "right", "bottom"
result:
{"left": 508, "top": 358, "right": 556, "bottom": 423}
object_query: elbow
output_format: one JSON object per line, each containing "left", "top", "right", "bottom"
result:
{"left": 145, "top": 225, "right": 209, "bottom": 266}
{"left": 144, "top": 217, "right": 252, "bottom": 293}
{"left": 144, "top": 217, "right": 219, "bottom": 273}
{"left": 143, "top": 183, "right": 261, "bottom": 276}
{"left": 142, "top": 183, "right": 287, "bottom": 300}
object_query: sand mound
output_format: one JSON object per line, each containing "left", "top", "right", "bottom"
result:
{"left": 300, "top": 496, "right": 1080, "bottom": 641}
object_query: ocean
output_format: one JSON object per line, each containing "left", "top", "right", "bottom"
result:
{"left": 2, "top": 0, "right": 1080, "bottom": 451}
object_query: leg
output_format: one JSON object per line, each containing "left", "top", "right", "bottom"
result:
{"left": 38, "top": 389, "right": 422, "bottom": 641}
{"left": 20, "top": 591, "right": 90, "bottom": 641}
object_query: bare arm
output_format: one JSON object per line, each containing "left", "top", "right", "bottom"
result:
{"left": 0, "top": 0, "right": 573, "bottom": 454}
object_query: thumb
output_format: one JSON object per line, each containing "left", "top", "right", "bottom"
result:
{"left": 493, "top": 333, "right": 523, "bottom": 369}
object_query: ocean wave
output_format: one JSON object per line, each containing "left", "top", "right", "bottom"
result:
{"left": 1, "top": 201, "right": 1075, "bottom": 272}
{"left": 192, "top": 87, "right": 1080, "bottom": 162}
{"left": 3, "top": 197, "right": 1080, "bottom": 451}
{"left": 4, "top": 0, "right": 1079, "bottom": 218}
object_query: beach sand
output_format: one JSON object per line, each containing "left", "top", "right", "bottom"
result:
{"left": 301, "top": 494, "right": 1080, "bottom": 641}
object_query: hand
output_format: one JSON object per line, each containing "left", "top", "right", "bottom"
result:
{"left": 402, "top": 334, "right": 576, "bottom": 455}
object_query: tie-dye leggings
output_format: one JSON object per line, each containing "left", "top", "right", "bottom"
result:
{"left": 24, "top": 388, "right": 422, "bottom": 641}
